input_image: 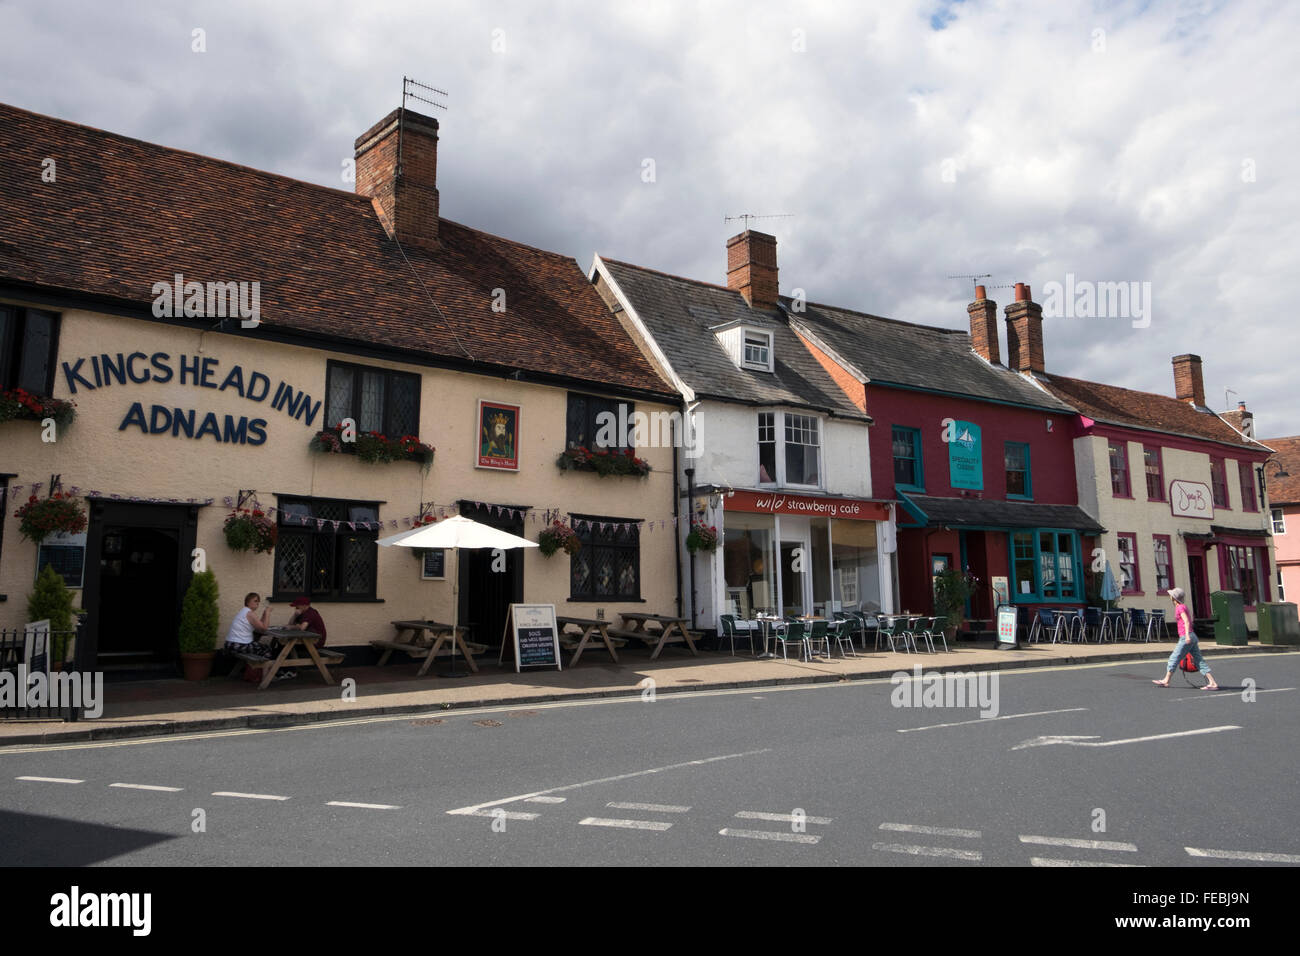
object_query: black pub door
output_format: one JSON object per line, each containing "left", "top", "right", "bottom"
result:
{"left": 457, "top": 501, "right": 525, "bottom": 650}
{"left": 81, "top": 501, "right": 200, "bottom": 670}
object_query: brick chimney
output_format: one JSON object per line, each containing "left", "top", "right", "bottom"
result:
{"left": 354, "top": 108, "right": 440, "bottom": 250}
{"left": 1222, "top": 400, "right": 1254, "bottom": 438}
{"left": 967, "top": 285, "right": 1000, "bottom": 364}
{"left": 1004, "top": 282, "right": 1045, "bottom": 373}
{"left": 1172, "top": 354, "right": 1205, "bottom": 407}
{"left": 726, "top": 230, "right": 779, "bottom": 309}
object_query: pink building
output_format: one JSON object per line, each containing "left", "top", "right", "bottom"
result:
{"left": 1260, "top": 435, "right": 1300, "bottom": 604}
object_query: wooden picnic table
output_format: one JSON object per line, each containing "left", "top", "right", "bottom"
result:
{"left": 374, "top": 620, "right": 481, "bottom": 676}
{"left": 228, "top": 626, "right": 343, "bottom": 690}
{"left": 555, "top": 616, "right": 625, "bottom": 667}
{"left": 614, "top": 612, "right": 698, "bottom": 660}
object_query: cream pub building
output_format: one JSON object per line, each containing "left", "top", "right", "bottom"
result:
{"left": 0, "top": 102, "right": 681, "bottom": 669}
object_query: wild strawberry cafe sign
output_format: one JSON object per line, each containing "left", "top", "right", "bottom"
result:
{"left": 728, "top": 490, "right": 891, "bottom": 521}
{"left": 60, "top": 351, "right": 321, "bottom": 446}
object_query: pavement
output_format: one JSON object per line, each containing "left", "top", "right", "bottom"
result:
{"left": 1, "top": 636, "right": 1291, "bottom": 746}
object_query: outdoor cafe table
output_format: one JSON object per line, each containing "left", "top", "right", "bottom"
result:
{"left": 241, "top": 626, "right": 338, "bottom": 691}
{"left": 555, "top": 615, "right": 623, "bottom": 667}
{"left": 375, "top": 620, "right": 479, "bottom": 676}
{"left": 616, "top": 612, "right": 698, "bottom": 660}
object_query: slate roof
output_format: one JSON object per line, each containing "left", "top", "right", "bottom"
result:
{"left": 0, "top": 102, "right": 673, "bottom": 397}
{"left": 1258, "top": 435, "right": 1300, "bottom": 505}
{"left": 790, "top": 302, "right": 1075, "bottom": 414}
{"left": 1035, "top": 373, "right": 1268, "bottom": 453}
{"left": 899, "top": 493, "right": 1104, "bottom": 533}
{"left": 597, "top": 258, "right": 868, "bottom": 419}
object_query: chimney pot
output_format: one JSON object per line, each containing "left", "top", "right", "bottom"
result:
{"left": 968, "top": 290, "right": 1000, "bottom": 364}
{"left": 1014, "top": 282, "right": 1028, "bottom": 302}
{"left": 974, "top": 284, "right": 986, "bottom": 300}
{"left": 1004, "top": 283, "right": 1045, "bottom": 373}
{"left": 726, "top": 230, "right": 779, "bottom": 309}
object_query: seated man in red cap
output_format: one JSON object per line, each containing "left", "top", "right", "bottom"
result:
{"left": 288, "top": 596, "right": 327, "bottom": 648}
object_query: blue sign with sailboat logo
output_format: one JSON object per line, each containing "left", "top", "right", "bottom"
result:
{"left": 948, "top": 420, "right": 983, "bottom": 490}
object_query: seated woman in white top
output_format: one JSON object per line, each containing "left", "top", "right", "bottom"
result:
{"left": 225, "top": 592, "right": 274, "bottom": 660}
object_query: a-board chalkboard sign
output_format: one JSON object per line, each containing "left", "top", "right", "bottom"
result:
{"left": 500, "top": 604, "right": 561, "bottom": 673}
{"left": 996, "top": 605, "right": 1019, "bottom": 648}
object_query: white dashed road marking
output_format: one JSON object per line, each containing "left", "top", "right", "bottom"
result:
{"left": 607, "top": 802, "right": 691, "bottom": 813}
{"left": 898, "top": 708, "right": 1088, "bottom": 733}
{"left": 16, "top": 776, "right": 82, "bottom": 784}
{"left": 580, "top": 817, "right": 673, "bottom": 831}
{"left": 872, "top": 842, "right": 982, "bottom": 861}
{"left": 1168, "top": 687, "right": 1294, "bottom": 702}
{"left": 212, "top": 791, "right": 290, "bottom": 801}
{"left": 720, "top": 828, "right": 820, "bottom": 845}
{"left": 524, "top": 796, "right": 566, "bottom": 804}
{"left": 1012, "top": 726, "right": 1241, "bottom": 750}
{"left": 326, "top": 801, "right": 401, "bottom": 810}
{"left": 110, "top": 783, "right": 183, "bottom": 792}
{"left": 1031, "top": 857, "right": 1141, "bottom": 867}
{"left": 1185, "top": 847, "right": 1300, "bottom": 864}
{"left": 465, "top": 809, "right": 539, "bottom": 821}
{"left": 880, "top": 823, "right": 981, "bottom": 839}
{"left": 1019, "top": 835, "right": 1138, "bottom": 852}
{"left": 734, "top": 810, "right": 832, "bottom": 825}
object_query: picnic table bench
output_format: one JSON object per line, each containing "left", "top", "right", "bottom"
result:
{"left": 227, "top": 627, "right": 342, "bottom": 690}
{"left": 555, "top": 616, "right": 627, "bottom": 667}
{"left": 374, "top": 620, "right": 482, "bottom": 676}
{"left": 617, "top": 612, "right": 699, "bottom": 660}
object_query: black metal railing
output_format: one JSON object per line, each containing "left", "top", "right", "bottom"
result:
{"left": 0, "top": 620, "right": 87, "bottom": 721}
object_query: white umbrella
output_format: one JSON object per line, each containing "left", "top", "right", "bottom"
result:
{"left": 377, "top": 516, "right": 538, "bottom": 675}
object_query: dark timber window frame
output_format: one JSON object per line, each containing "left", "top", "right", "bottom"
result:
{"left": 272, "top": 495, "right": 383, "bottom": 602}
{"left": 324, "top": 360, "right": 421, "bottom": 440}
{"left": 568, "top": 514, "right": 642, "bottom": 602}
{"left": 0, "top": 304, "right": 60, "bottom": 396}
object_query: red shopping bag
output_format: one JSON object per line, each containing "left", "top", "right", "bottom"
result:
{"left": 1178, "top": 651, "right": 1197, "bottom": 672}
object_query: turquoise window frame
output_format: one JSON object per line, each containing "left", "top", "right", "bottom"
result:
{"left": 893, "top": 426, "right": 925, "bottom": 493}
{"left": 1007, "top": 528, "right": 1082, "bottom": 602}
{"left": 1005, "top": 441, "right": 1032, "bottom": 500}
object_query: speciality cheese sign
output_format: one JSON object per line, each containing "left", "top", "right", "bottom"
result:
{"left": 60, "top": 351, "right": 322, "bottom": 445}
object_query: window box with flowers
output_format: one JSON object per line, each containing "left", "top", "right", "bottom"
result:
{"left": 556, "top": 446, "right": 652, "bottom": 478}
{"left": 686, "top": 522, "right": 718, "bottom": 554}
{"left": 308, "top": 424, "right": 434, "bottom": 467}
{"left": 223, "top": 509, "right": 278, "bottom": 554}
{"left": 14, "top": 492, "right": 87, "bottom": 544}
{"left": 538, "top": 520, "right": 581, "bottom": 558}
{"left": 0, "top": 388, "right": 76, "bottom": 427}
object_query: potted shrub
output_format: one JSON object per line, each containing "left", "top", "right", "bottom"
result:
{"left": 538, "top": 520, "right": 581, "bottom": 557}
{"left": 27, "top": 564, "right": 77, "bottom": 668}
{"left": 178, "top": 569, "right": 220, "bottom": 680}
{"left": 686, "top": 522, "right": 719, "bottom": 554}
{"left": 933, "top": 567, "right": 978, "bottom": 641}
{"left": 223, "top": 508, "right": 277, "bottom": 553}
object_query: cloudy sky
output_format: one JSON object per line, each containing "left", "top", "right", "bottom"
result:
{"left": 2, "top": 0, "right": 1296, "bottom": 436}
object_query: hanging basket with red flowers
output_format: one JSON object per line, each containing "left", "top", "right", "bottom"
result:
{"left": 0, "top": 388, "right": 76, "bottom": 427}
{"left": 537, "top": 520, "right": 582, "bottom": 558}
{"left": 14, "top": 492, "right": 88, "bottom": 544}
{"left": 686, "top": 522, "right": 719, "bottom": 554}
{"left": 308, "top": 424, "right": 434, "bottom": 466}
{"left": 223, "top": 508, "right": 278, "bottom": 554}
{"left": 556, "top": 445, "right": 652, "bottom": 477}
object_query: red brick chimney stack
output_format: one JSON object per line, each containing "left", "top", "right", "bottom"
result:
{"left": 354, "top": 108, "right": 440, "bottom": 250}
{"left": 726, "top": 230, "right": 779, "bottom": 309}
{"left": 1172, "top": 354, "right": 1206, "bottom": 407}
{"left": 1004, "top": 282, "right": 1045, "bottom": 373}
{"left": 967, "top": 284, "right": 1000, "bottom": 364}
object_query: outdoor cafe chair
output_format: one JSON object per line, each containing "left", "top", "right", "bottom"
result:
{"left": 719, "top": 614, "right": 753, "bottom": 657}
{"left": 909, "top": 616, "right": 935, "bottom": 653}
{"left": 1098, "top": 609, "right": 1123, "bottom": 642}
{"left": 1129, "top": 608, "right": 1149, "bottom": 642}
{"left": 1148, "top": 609, "right": 1168, "bottom": 641}
{"left": 807, "top": 619, "right": 831, "bottom": 659}
{"left": 927, "top": 616, "right": 949, "bottom": 653}
{"left": 878, "top": 615, "right": 914, "bottom": 653}
{"left": 774, "top": 620, "right": 811, "bottom": 661}
{"left": 831, "top": 613, "right": 859, "bottom": 657}
{"left": 1084, "top": 607, "right": 1102, "bottom": 643}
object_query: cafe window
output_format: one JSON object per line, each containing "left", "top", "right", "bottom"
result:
{"left": 1238, "top": 461, "right": 1258, "bottom": 512}
{"left": 566, "top": 392, "right": 633, "bottom": 451}
{"left": 1010, "top": 529, "right": 1080, "bottom": 601}
{"left": 1272, "top": 507, "right": 1286, "bottom": 534}
{"left": 1109, "top": 441, "right": 1131, "bottom": 498}
{"left": 570, "top": 515, "right": 641, "bottom": 601}
{"left": 1224, "top": 544, "right": 1266, "bottom": 607}
{"left": 1210, "top": 457, "right": 1230, "bottom": 509}
{"left": 0, "top": 305, "right": 59, "bottom": 396}
{"left": 325, "top": 361, "right": 420, "bottom": 438}
{"left": 1144, "top": 445, "right": 1165, "bottom": 501}
{"left": 893, "top": 426, "right": 924, "bottom": 491}
{"left": 1116, "top": 533, "right": 1140, "bottom": 593}
{"left": 1005, "top": 442, "right": 1031, "bottom": 499}
{"left": 1153, "top": 534, "right": 1174, "bottom": 592}
{"left": 758, "top": 413, "right": 776, "bottom": 484}
{"left": 274, "top": 497, "right": 380, "bottom": 601}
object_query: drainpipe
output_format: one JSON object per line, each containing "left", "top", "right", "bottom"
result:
{"left": 685, "top": 465, "right": 697, "bottom": 628}
{"left": 672, "top": 428, "right": 683, "bottom": 619}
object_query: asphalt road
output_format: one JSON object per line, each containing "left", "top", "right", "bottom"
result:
{"left": 1, "top": 651, "right": 1297, "bottom": 867}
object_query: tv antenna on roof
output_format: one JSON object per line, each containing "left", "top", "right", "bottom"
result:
{"left": 947, "top": 273, "right": 993, "bottom": 293}
{"left": 402, "top": 76, "right": 448, "bottom": 112}
{"left": 725, "top": 213, "right": 794, "bottom": 229}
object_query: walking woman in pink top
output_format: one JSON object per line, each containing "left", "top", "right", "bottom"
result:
{"left": 1153, "top": 587, "right": 1220, "bottom": 690}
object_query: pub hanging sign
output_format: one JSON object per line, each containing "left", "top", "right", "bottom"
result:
{"left": 61, "top": 351, "right": 322, "bottom": 446}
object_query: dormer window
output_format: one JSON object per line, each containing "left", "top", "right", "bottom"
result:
{"left": 742, "top": 329, "right": 773, "bottom": 371}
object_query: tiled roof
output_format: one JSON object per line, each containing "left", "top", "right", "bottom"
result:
{"left": 899, "top": 493, "right": 1103, "bottom": 533}
{"left": 790, "top": 302, "right": 1075, "bottom": 414}
{"left": 1035, "top": 373, "right": 1268, "bottom": 452}
{"left": 0, "top": 103, "right": 672, "bottom": 397}
{"left": 598, "top": 258, "right": 868, "bottom": 419}
{"left": 1258, "top": 435, "right": 1300, "bottom": 504}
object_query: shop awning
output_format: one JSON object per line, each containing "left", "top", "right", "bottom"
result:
{"left": 897, "top": 493, "right": 1104, "bottom": 533}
